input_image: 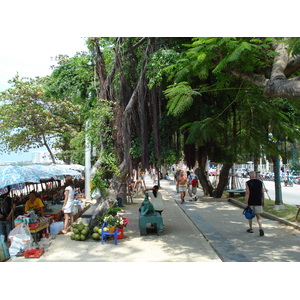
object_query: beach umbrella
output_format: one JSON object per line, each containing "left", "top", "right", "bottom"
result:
{"left": 0, "top": 165, "right": 40, "bottom": 189}
{"left": 22, "top": 165, "right": 55, "bottom": 181}
{"left": 26, "top": 165, "right": 64, "bottom": 180}
{"left": 52, "top": 165, "right": 82, "bottom": 178}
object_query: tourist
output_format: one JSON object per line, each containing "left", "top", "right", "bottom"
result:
{"left": 176, "top": 170, "right": 188, "bottom": 204}
{"left": 62, "top": 178, "right": 75, "bottom": 234}
{"left": 245, "top": 171, "right": 265, "bottom": 236}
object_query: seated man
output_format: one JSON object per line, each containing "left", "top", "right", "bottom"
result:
{"left": 144, "top": 185, "right": 164, "bottom": 215}
{"left": 25, "top": 192, "right": 44, "bottom": 216}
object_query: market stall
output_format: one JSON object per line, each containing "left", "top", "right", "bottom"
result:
{"left": 0, "top": 163, "right": 85, "bottom": 259}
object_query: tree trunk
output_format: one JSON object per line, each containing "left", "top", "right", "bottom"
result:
{"left": 212, "top": 163, "right": 232, "bottom": 198}
{"left": 42, "top": 133, "right": 56, "bottom": 164}
{"left": 195, "top": 151, "right": 214, "bottom": 196}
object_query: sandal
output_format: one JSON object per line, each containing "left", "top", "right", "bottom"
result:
{"left": 58, "top": 230, "right": 67, "bottom": 234}
{"left": 246, "top": 229, "right": 253, "bottom": 233}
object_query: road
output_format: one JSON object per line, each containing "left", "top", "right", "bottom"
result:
{"left": 213, "top": 175, "right": 300, "bottom": 206}
{"left": 262, "top": 180, "right": 300, "bottom": 206}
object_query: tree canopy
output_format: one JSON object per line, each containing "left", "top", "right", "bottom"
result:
{"left": 1, "top": 37, "right": 300, "bottom": 198}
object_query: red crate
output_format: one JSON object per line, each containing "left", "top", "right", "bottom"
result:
{"left": 29, "top": 222, "right": 40, "bottom": 229}
{"left": 24, "top": 248, "right": 45, "bottom": 258}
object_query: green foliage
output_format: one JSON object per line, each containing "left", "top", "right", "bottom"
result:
{"left": 87, "top": 98, "right": 115, "bottom": 151}
{"left": 98, "top": 203, "right": 122, "bottom": 225}
{"left": 164, "top": 82, "right": 201, "bottom": 117}
{"left": 130, "top": 137, "right": 142, "bottom": 159}
{"left": 147, "top": 49, "right": 180, "bottom": 89}
{"left": 90, "top": 169, "right": 109, "bottom": 197}
{"left": 285, "top": 37, "right": 300, "bottom": 57}
{"left": 163, "top": 37, "right": 300, "bottom": 167}
{"left": 0, "top": 75, "right": 65, "bottom": 155}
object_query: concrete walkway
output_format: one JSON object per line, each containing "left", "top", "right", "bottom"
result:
{"left": 8, "top": 175, "right": 300, "bottom": 262}
{"left": 159, "top": 177, "right": 300, "bottom": 262}
{"left": 9, "top": 178, "right": 221, "bottom": 262}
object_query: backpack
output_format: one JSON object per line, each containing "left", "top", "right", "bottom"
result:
{"left": 191, "top": 179, "right": 198, "bottom": 187}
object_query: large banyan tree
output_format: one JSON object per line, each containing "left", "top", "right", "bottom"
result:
{"left": 88, "top": 37, "right": 190, "bottom": 197}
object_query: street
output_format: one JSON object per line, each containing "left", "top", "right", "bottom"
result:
{"left": 262, "top": 180, "right": 300, "bottom": 206}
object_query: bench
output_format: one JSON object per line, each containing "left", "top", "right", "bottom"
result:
{"left": 227, "top": 189, "right": 246, "bottom": 197}
{"left": 139, "top": 212, "right": 164, "bottom": 236}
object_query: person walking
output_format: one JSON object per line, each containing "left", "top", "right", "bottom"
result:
{"left": 174, "top": 169, "right": 181, "bottom": 193}
{"left": 176, "top": 170, "right": 188, "bottom": 204}
{"left": 61, "top": 178, "right": 75, "bottom": 234}
{"left": 245, "top": 171, "right": 265, "bottom": 236}
{"left": 187, "top": 170, "right": 199, "bottom": 201}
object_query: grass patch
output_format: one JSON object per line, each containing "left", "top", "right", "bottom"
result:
{"left": 225, "top": 193, "right": 299, "bottom": 223}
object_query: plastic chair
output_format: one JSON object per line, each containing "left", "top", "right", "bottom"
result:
{"left": 101, "top": 222, "right": 119, "bottom": 245}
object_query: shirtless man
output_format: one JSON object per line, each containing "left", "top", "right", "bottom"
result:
{"left": 176, "top": 170, "right": 188, "bottom": 203}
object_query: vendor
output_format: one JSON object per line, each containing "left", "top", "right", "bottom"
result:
{"left": 24, "top": 192, "right": 44, "bottom": 216}
{"left": 0, "top": 190, "right": 15, "bottom": 242}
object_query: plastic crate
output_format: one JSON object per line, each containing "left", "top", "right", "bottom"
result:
{"left": 24, "top": 248, "right": 45, "bottom": 258}
{"left": 29, "top": 222, "right": 40, "bottom": 229}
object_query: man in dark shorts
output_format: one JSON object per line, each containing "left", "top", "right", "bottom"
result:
{"left": 245, "top": 171, "right": 265, "bottom": 236}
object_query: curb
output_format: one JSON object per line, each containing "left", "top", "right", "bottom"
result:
{"left": 228, "top": 198, "right": 300, "bottom": 231}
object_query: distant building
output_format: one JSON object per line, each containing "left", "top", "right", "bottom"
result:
{"left": 32, "top": 150, "right": 64, "bottom": 164}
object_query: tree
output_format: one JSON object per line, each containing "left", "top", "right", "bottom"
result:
{"left": 0, "top": 75, "right": 59, "bottom": 162}
{"left": 183, "top": 37, "right": 300, "bottom": 98}
{"left": 162, "top": 38, "right": 300, "bottom": 197}
{"left": 88, "top": 37, "right": 191, "bottom": 196}
{"left": 43, "top": 53, "right": 95, "bottom": 164}
{"left": 0, "top": 65, "right": 86, "bottom": 163}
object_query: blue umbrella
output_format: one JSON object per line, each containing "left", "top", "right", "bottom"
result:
{"left": 52, "top": 165, "right": 82, "bottom": 178}
{"left": 24, "top": 165, "right": 58, "bottom": 180}
{"left": 0, "top": 165, "right": 40, "bottom": 189}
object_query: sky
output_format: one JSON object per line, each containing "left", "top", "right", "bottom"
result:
{"left": 0, "top": 36, "right": 88, "bottom": 162}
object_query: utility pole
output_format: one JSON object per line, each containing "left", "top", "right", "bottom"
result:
{"left": 85, "top": 120, "right": 91, "bottom": 201}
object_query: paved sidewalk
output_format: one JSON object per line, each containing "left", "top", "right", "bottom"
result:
{"left": 8, "top": 175, "right": 300, "bottom": 262}
{"left": 158, "top": 177, "right": 300, "bottom": 262}
{"left": 9, "top": 179, "right": 221, "bottom": 262}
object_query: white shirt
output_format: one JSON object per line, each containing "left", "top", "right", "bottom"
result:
{"left": 148, "top": 191, "right": 164, "bottom": 211}
{"left": 65, "top": 186, "right": 75, "bottom": 203}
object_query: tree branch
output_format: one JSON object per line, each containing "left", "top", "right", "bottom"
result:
{"left": 284, "top": 55, "right": 300, "bottom": 77}
{"left": 229, "top": 69, "right": 268, "bottom": 88}
{"left": 230, "top": 41, "right": 300, "bottom": 98}
{"left": 263, "top": 41, "right": 300, "bottom": 98}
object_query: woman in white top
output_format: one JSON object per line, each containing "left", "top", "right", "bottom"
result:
{"left": 144, "top": 185, "right": 164, "bottom": 214}
{"left": 61, "top": 177, "right": 75, "bottom": 234}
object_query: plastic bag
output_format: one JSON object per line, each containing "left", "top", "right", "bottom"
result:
{"left": 91, "top": 188, "right": 101, "bottom": 199}
{"left": 0, "top": 234, "right": 10, "bottom": 261}
{"left": 8, "top": 224, "right": 33, "bottom": 258}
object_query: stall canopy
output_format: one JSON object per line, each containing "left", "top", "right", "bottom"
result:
{"left": 0, "top": 164, "right": 83, "bottom": 193}
{"left": 0, "top": 166, "right": 40, "bottom": 189}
